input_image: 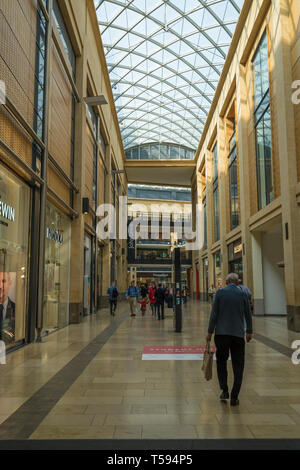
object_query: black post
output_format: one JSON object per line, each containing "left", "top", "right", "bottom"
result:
{"left": 173, "top": 247, "right": 182, "bottom": 332}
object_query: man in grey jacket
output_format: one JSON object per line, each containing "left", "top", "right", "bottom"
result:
{"left": 206, "top": 273, "right": 253, "bottom": 406}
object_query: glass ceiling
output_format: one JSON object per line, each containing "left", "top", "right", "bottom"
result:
{"left": 95, "top": 0, "right": 244, "bottom": 151}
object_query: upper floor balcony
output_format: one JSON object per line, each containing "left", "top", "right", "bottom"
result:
{"left": 125, "top": 143, "right": 195, "bottom": 161}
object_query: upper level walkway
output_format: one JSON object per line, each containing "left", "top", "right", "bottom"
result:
{"left": 125, "top": 158, "right": 196, "bottom": 187}
{"left": 0, "top": 300, "right": 299, "bottom": 442}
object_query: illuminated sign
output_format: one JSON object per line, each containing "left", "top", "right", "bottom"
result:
{"left": 0, "top": 200, "right": 15, "bottom": 222}
{"left": 234, "top": 243, "right": 242, "bottom": 255}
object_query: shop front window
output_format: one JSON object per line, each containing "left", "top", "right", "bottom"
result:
{"left": 0, "top": 165, "right": 31, "bottom": 348}
{"left": 203, "top": 257, "right": 208, "bottom": 301}
{"left": 214, "top": 251, "right": 222, "bottom": 289}
{"left": 228, "top": 239, "right": 243, "bottom": 281}
{"left": 228, "top": 146, "right": 239, "bottom": 229}
{"left": 43, "top": 202, "right": 71, "bottom": 332}
{"left": 252, "top": 30, "right": 274, "bottom": 210}
{"left": 84, "top": 234, "right": 94, "bottom": 315}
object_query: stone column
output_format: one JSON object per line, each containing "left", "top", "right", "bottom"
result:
{"left": 69, "top": 50, "right": 87, "bottom": 323}
{"left": 236, "top": 64, "right": 254, "bottom": 293}
{"left": 218, "top": 117, "right": 229, "bottom": 286}
{"left": 250, "top": 232, "right": 264, "bottom": 315}
{"left": 271, "top": 0, "right": 300, "bottom": 330}
{"left": 206, "top": 151, "right": 215, "bottom": 287}
{"left": 102, "top": 143, "right": 112, "bottom": 298}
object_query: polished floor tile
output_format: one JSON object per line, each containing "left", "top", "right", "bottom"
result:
{"left": 0, "top": 300, "right": 299, "bottom": 440}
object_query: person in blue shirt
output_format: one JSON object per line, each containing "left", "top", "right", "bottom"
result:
{"left": 107, "top": 281, "right": 119, "bottom": 316}
{"left": 126, "top": 281, "right": 139, "bottom": 317}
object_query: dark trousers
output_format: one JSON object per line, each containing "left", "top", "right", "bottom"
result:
{"left": 156, "top": 302, "right": 164, "bottom": 319}
{"left": 150, "top": 303, "right": 156, "bottom": 315}
{"left": 214, "top": 335, "right": 245, "bottom": 399}
{"left": 109, "top": 299, "right": 117, "bottom": 315}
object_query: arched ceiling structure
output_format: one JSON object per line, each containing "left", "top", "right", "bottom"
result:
{"left": 95, "top": 0, "right": 244, "bottom": 152}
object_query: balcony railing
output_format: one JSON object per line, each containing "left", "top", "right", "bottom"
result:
{"left": 128, "top": 213, "right": 192, "bottom": 226}
{"left": 129, "top": 254, "right": 193, "bottom": 265}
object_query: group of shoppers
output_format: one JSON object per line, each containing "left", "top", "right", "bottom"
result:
{"left": 108, "top": 280, "right": 188, "bottom": 318}
{"left": 108, "top": 273, "right": 252, "bottom": 407}
{"left": 125, "top": 281, "right": 173, "bottom": 320}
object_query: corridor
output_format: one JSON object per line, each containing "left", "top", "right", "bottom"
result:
{"left": 0, "top": 300, "right": 299, "bottom": 441}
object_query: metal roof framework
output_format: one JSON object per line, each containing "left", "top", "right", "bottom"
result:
{"left": 95, "top": 0, "right": 244, "bottom": 150}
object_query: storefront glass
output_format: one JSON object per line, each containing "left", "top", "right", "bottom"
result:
{"left": 202, "top": 257, "right": 208, "bottom": 300}
{"left": 228, "top": 239, "right": 243, "bottom": 281}
{"left": 43, "top": 202, "right": 71, "bottom": 332}
{"left": 0, "top": 164, "right": 31, "bottom": 347}
{"left": 214, "top": 251, "right": 222, "bottom": 288}
{"left": 84, "top": 233, "right": 93, "bottom": 315}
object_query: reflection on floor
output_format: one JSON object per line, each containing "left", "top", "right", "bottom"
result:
{"left": 0, "top": 300, "right": 300, "bottom": 440}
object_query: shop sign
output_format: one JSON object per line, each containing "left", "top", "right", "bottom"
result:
{"left": 46, "top": 227, "right": 63, "bottom": 244}
{"left": 0, "top": 200, "right": 15, "bottom": 222}
{"left": 234, "top": 243, "right": 242, "bottom": 255}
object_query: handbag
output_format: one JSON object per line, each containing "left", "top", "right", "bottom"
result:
{"left": 201, "top": 340, "right": 213, "bottom": 381}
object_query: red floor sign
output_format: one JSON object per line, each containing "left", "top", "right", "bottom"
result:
{"left": 142, "top": 345, "right": 216, "bottom": 360}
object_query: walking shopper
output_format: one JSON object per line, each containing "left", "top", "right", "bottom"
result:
{"left": 107, "top": 281, "right": 119, "bottom": 316}
{"left": 126, "top": 281, "right": 139, "bottom": 317}
{"left": 148, "top": 282, "right": 157, "bottom": 316}
{"left": 140, "top": 283, "right": 148, "bottom": 299}
{"left": 182, "top": 285, "right": 187, "bottom": 304}
{"left": 206, "top": 273, "right": 253, "bottom": 406}
{"left": 208, "top": 285, "right": 216, "bottom": 303}
{"left": 138, "top": 297, "right": 149, "bottom": 315}
{"left": 155, "top": 284, "right": 166, "bottom": 320}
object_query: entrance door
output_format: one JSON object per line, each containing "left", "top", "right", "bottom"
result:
{"left": 262, "top": 227, "right": 286, "bottom": 315}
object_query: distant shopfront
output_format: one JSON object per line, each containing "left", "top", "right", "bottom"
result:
{"left": 43, "top": 201, "right": 71, "bottom": 333}
{"left": 228, "top": 239, "right": 243, "bottom": 281}
{"left": 0, "top": 163, "right": 31, "bottom": 349}
{"left": 84, "top": 232, "right": 95, "bottom": 315}
{"left": 213, "top": 250, "right": 222, "bottom": 288}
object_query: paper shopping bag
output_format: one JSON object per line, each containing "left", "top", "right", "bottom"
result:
{"left": 201, "top": 341, "right": 213, "bottom": 381}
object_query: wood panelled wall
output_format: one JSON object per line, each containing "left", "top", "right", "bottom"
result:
{"left": 0, "top": 0, "right": 36, "bottom": 169}
{"left": 48, "top": 44, "right": 73, "bottom": 178}
{"left": 0, "top": 0, "right": 36, "bottom": 126}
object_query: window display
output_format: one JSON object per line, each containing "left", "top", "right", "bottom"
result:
{"left": 0, "top": 164, "right": 31, "bottom": 347}
{"left": 43, "top": 201, "right": 71, "bottom": 331}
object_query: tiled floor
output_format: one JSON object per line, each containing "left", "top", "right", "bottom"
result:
{"left": 0, "top": 300, "right": 300, "bottom": 440}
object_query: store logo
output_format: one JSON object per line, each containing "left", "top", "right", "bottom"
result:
{"left": 291, "top": 340, "right": 300, "bottom": 365}
{"left": 0, "top": 80, "right": 6, "bottom": 105}
{"left": 0, "top": 341, "right": 6, "bottom": 365}
{"left": 0, "top": 200, "right": 15, "bottom": 222}
{"left": 46, "top": 227, "right": 63, "bottom": 244}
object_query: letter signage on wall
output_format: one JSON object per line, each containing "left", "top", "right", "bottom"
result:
{"left": 46, "top": 227, "right": 63, "bottom": 244}
{"left": 0, "top": 200, "right": 15, "bottom": 222}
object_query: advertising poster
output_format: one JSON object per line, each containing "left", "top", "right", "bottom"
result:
{"left": 0, "top": 271, "right": 16, "bottom": 344}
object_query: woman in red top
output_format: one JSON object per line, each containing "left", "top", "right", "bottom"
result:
{"left": 148, "top": 282, "right": 157, "bottom": 316}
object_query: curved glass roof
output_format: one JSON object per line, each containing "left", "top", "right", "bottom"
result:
{"left": 95, "top": 0, "right": 244, "bottom": 150}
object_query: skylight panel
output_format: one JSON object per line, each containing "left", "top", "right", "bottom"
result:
{"left": 96, "top": 0, "right": 244, "bottom": 154}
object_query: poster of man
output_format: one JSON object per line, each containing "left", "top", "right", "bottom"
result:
{"left": 0, "top": 272, "right": 16, "bottom": 344}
